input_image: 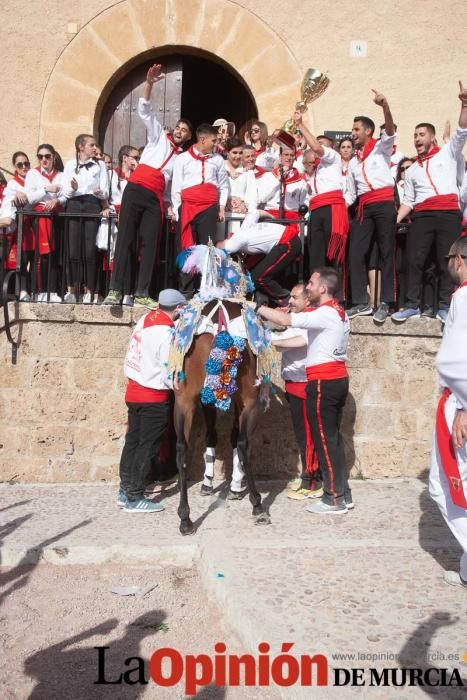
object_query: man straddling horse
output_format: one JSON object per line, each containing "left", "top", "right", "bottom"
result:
{"left": 117, "top": 289, "right": 187, "bottom": 512}
{"left": 171, "top": 123, "right": 229, "bottom": 297}
{"left": 218, "top": 133, "right": 307, "bottom": 307}
{"left": 255, "top": 267, "right": 353, "bottom": 514}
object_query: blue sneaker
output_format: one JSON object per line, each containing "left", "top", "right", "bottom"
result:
{"left": 436, "top": 309, "right": 448, "bottom": 324}
{"left": 391, "top": 307, "right": 421, "bottom": 323}
{"left": 123, "top": 498, "right": 165, "bottom": 513}
{"left": 116, "top": 489, "right": 128, "bottom": 507}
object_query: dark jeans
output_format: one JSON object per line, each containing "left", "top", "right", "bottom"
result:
{"left": 349, "top": 201, "right": 396, "bottom": 305}
{"left": 251, "top": 236, "right": 301, "bottom": 305}
{"left": 178, "top": 203, "right": 219, "bottom": 297}
{"left": 111, "top": 182, "right": 162, "bottom": 297}
{"left": 66, "top": 195, "right": 100, "bottom": 293}
{"left": 404, "top": 210, "right": 461, "bottom": 311}
{"left": 306, "top": 377, "right": 349, "bottom": 506}
{"left": 119, "top": 401, "right": 170, "bottom": 501}
{"left": 308, "top": 205, "right": 332, "bottom": 272}
{"left": 287, "top": 392, "right": 322, "bottom": 490}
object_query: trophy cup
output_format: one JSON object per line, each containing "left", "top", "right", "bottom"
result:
{"left": 273, "top": 68, "right": 330, "bottom": 146}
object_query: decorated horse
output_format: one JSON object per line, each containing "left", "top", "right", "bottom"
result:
{"left": 168, "top": 243, "right": 277, "bottom": 535}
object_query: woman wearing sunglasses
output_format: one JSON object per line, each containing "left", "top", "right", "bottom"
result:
{"left": 25, "top": 144, "right": 66, "bottom": 302}
{"left": 245, "top": 120, "right": 277, "bottom": 170}
{"left": 1, "top": 152, "right": 35, "bottom": 300}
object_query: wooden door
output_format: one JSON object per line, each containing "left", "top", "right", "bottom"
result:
{"left": 100, "top": 58, "right": 183, "bottom": 163}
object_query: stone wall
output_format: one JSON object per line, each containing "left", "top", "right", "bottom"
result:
{"left": 0, "top": 303, "right": 442, "bottom": 483}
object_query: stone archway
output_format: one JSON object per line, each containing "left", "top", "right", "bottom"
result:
{"left": 39, "top": 0, "right": 302, "bottom": 159}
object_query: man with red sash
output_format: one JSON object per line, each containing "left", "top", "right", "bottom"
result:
{"left": 429, "top": 237, "right": 467, "bottom": 588}
{"left": 219, "top": 139, "right": 307, "bottom": 306}
{"left": 392, "top": 81, "right": 467, "bottom": 324}
{"left": 345, "top": 89, "right": 398, "bottom": 324}
{"left": 117, "top": 288, "right": 187, "bottom": 513}
{"left": 255, "top": 267, "right": 352, "bottom": 513}
{"left": 171, "top": 123, "right": 229, "bottom": 296}
{"left": 271, "top": 284, "right": 324, "bottom": 501}
{"left": 294, "top": 112, "right": 348, "bottom": 271}
{"left": 104, "top": 65, "right": 192, "bottom": 309}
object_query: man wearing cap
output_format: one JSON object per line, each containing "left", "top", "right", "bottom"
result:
{"left": 213, "top": 118, "right": 229, "bottom": 157}
{"left": 117, "top": 289, "right": 186, "bottom": 512}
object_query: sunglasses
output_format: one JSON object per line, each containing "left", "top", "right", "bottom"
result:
{"left": 400, "top": 165, "right": 411, "bottom": 172}
{"left": 445, "top": 254, "right": 467, "bottom": 261}
{"left": 37, "top": 153, "right": 53, "bottom": 160}
{"left": 15, "top": 161, "right": 30, "bottom": 169}
{"left": 250, "top": 128, "right": 260, "bottom": 133}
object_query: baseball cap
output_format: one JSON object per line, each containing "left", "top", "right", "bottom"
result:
{"left": 212, "top": 118, "right": 228, "bottom": 127}
{"left": 158, "top": 289, "right": 187, "bottom": 307}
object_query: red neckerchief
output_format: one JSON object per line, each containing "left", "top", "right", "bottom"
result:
{"left": 356, "top": 138, "right": 377, "bottom": 162}
{"left": 254, "top": 165, "right": 266, "bottom": 179}
{"left": 417, "top": 145, "right": 441, "bottom": 166}
{"left": 296, "top": 149, "right": 303, "bottom": 159}
{"left": 272, "top": 166, "right": 302, "bottom": 184}
{"left": 321, "top": 298, "right": 346, "bottom": 321}
{"left": 188, "top": 145, "right": 212, "bottom": 184}
{"left": 36, "top": 166, "right": 57, "bottom": 183}
{"left": 254, "top": 145, "right": 265, "bottom": 155}
{"left": 14, "top": 174, "right": 25, "bottom": 186}
{"left": 0, "top": 183, "right": 5, "bottom": 203}
{"left": 114, "top": 167, "right": 128, "bottom": 180}
{"left": 168, "top": 135, "right": 183, "bottom": 154}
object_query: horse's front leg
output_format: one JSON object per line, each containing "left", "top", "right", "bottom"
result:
{"left": 200, "top": 404, "right": 217, "bottom": 496}
{"left": 174, "top": 400, "right": 196, "bottom": 536}
{"left": 228, "top": 404, "right": 246, "bottom": 500}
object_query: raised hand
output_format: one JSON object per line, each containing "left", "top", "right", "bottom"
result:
{"left": 147, "top": 64, "right": 165, "bottom": 85}
{"left": 371, "top": 89, "right": 388, "bottom": 107}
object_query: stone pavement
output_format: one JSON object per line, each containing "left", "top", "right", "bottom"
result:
{"left": 1, "top": 478, "right": 466, "bottom": 698}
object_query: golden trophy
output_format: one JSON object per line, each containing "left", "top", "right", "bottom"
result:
{"left": 273, "top": 68, "right": 330, "bottom": 145}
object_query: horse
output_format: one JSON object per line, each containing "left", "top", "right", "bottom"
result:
{"left": 173, "top": 298, "right": 271, "bottom": 536}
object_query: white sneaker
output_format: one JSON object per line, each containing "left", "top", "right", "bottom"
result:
{"left": 64, "top": 292, "right": 77, "bottom": 304}
{"left": 35, "top": 292, "right": 46, "bottom": 302}
{"left": 444, "top": 571, "right": 467, "bottom": 588}
{"left": 82, "top": 292, "right": 92, "bottom": 304}
{"left": 122, "top": 295, "right": 134, "bottom": 307}
{"left": 49, "top": 293, "right": 62, "bottom": 303}
{"left": 19, "top": 291, "right": 31, "bottom": 301}
{"left": 93, "top": 294, "right": 103, "bottom": 305}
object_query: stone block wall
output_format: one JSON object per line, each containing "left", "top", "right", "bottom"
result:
{"left": 0, "top": 303, "right": 442, "bottom": 483}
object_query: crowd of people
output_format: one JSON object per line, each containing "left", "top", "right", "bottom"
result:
{"left": 1, "top": 65, "right": 466, "bottom": 324}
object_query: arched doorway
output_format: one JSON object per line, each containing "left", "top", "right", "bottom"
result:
{"left": 98, "top": 50, "right": 258, "bottom": 162}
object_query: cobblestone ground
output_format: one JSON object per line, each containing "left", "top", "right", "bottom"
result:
{"left": 1, "top": 479, "right": 466, "bottom": 699}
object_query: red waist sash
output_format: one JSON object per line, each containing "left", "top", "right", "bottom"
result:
{"left": 309, "top": 190, "right": 349, "bottom": 264}
{"left": 129, "top": 164, "right": 165, "bottom": 221}
{"left": 357, "top": 186, "right": 394, "bottom": 222}
{"left": 265, "top": 209, "right": 301, "bottom": 245}
{"left": 436, "top": 387, "right": 467, "bottom": 508}
{"left": 180, "top": 183, "right": 218, "bottom": 249}
{"left": 306, "top": 361, "right": 348, "bottom": 381}
{"left": 414, "top": 194, "right": 460, "bottom": 213}
{"left": 285, "top": 380, "right": 307, "bottom": 399}
{"left": 125, "top": 379, "right": 170, "bottom": 404}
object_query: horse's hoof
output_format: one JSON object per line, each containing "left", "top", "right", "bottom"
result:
{"left": 200, "top": 484, "right": 213, "bottom": 496}
{"left": 252, "top": 504, "right": 263, "bottom": 517}
{"left": 254, "top": 512, "right": 271, "bottom": 526}
{"left": 227, "top": 489, "right": 246, "bottom": 501}
{"left": 180, "top": 520, "right": 196, "bottom": 536}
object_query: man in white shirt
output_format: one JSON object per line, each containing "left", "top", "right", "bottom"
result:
{"left": 294, "top": 112, "right": 348, "bottom": 272}
{"left": 429, "top": 237, "right": 467, "bottom": 588}
{"left": 255, "top": 267, "right": 352, "bottom": 514}
{"left": 171, "top": 123, "right": 229, "bottom": 295}
{"left": 392, "top": 81, "right": 467, "bottom": 324}
{"left": 118, "top": 288, "right": 187, "bottom": 513}
{"left": 271, "top": 284, "right": 324, "bottom": 501}
{"left": 346, "top": 90, "right": 398, "bottom": 324}
{"left": 104, "top": 65, "right": 192, "bottom": 309}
